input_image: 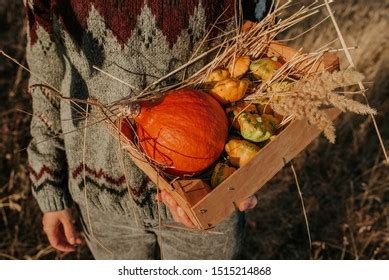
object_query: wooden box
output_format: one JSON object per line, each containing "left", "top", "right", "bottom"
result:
{"left": 114, "top": 42, "right": 340, "bottom": 230}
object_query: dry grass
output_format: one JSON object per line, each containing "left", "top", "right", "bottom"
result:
{"left": 262, "top": 69, "right": 375, "bottom": 143}
{"left": 0, "top": 0, "right": 388, "bottom": 259}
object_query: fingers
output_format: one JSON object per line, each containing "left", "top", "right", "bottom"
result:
{"left": 176, "top": 207, "right": 195, "bottom": 229}
{"left": 158, "top": 190, "right": 257, "bottom": 225}
{"left": 161, "top": 192, "right": 181, "bottom": 223}
{"left": 61, "top": 217, "right": 82, "bottom": 245}
{"left": 44, "top": 223, "right": 76, "bottom": 252}
{"left": 42, "top": 210, "right": 83, "bottom": 253}
{"left": 238, "top": 195, "right": 258, "bottom": 211}
{"left": 158, "top": 191, "right": 195, "bottom": 229}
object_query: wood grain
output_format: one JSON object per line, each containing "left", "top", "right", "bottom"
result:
{"left": 267, "top": 41, "right": 340, "bottom": 73}
{"left": 172, "top": 180, "right": 212, "bottom": 206}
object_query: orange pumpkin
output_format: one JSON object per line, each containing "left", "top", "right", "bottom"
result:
{"left": 118, "top": 118, "right": 135, "bottom": 142}
{"left": 133, "top": 88, "right": 228, "bottom": 176}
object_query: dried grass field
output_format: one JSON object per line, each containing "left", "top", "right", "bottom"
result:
{"left": 0, "top": 0, "right": 388, "bottom": 260}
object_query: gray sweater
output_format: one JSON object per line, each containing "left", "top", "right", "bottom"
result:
{"left": 26, "top": 0, "right": 269, "bottom": 217}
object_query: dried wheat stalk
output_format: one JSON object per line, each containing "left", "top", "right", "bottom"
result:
{"left": 254, "top": 69, "right": 376, "bottom": 143}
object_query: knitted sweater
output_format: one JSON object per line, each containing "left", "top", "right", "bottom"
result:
{"left": 26, "top": 0, "right": 270, "bottom": 217}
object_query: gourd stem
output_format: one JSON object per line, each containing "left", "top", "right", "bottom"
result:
{"left": 122, "top": 103, "right": 141, "bottom": 119}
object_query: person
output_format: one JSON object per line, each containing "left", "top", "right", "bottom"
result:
{"left": 26, "top": 0, "right": 270, "bottom": 259}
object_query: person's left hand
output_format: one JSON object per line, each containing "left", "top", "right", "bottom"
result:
{"left": 157, "top": 190, "right": 257, "bottom": 228}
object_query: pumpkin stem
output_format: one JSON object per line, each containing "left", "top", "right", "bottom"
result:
{"left": 122, "top": 103, "right": 141, "bottom": 118}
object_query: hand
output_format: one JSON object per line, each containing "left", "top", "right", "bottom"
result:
{"left": 157, "top": 191, "right": 196, "bottom": 228}
{"left": 237, "top": 195, "right": 257, "bottom": 211}
{"left": 42, "top": 209, "right": 82, "bottom": 252}
{"left": 157, "top": 191, "right": 257, "bottom": 228}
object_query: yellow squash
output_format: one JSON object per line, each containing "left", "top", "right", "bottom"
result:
{"left": 250, "top": 57, "right": 283, "bottom": 81}
{"left": 226, "top": 101, "right": 258, "bottom": 129}
{"left": 225, "top": 139, "right": 260, "bottom": 167}
{"left": 210, "top": 78, "right": 250, "bottom": 105}
{"left": 228, "top": 56, "right": 251, "bottom": 78}
{"left": 211, "top": 163, "right": 237, "bottom": 188}
{"left": 207, "top": 69, "right": 230, "bottom": 83}
{"left": 238, "top": 113, "right": 275, "bottom": 142}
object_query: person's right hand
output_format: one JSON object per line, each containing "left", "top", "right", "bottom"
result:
{"left": 42, "top": 209, "right": 82, "bottom": 252}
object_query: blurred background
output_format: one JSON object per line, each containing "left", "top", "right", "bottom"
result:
{"left": 0, "top": 0, "right": 388, "bottom": 259}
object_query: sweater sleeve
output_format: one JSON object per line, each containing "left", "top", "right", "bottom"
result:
{"left": 25, "top": 0, "right": 72, "bottom": 213}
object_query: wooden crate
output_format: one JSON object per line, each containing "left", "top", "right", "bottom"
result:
{"left": 115, "top": 42, "right": 340, "bottom": 230}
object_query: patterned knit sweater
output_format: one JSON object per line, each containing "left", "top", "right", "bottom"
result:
{"left": 26, "top": 0, "right": 270, "bottom": 217}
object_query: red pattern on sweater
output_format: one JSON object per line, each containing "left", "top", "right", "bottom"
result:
{"left": 29, "top": 164, "right": 57, "bottom": 181}
{"left": 26, "top": 0, "right": 53, "bottom": 46}
{"left": 72, "top": 163, "right": 126, "bottom": 187}
{"left": 27, "top": 0, "right": 235, "bottom": 47}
